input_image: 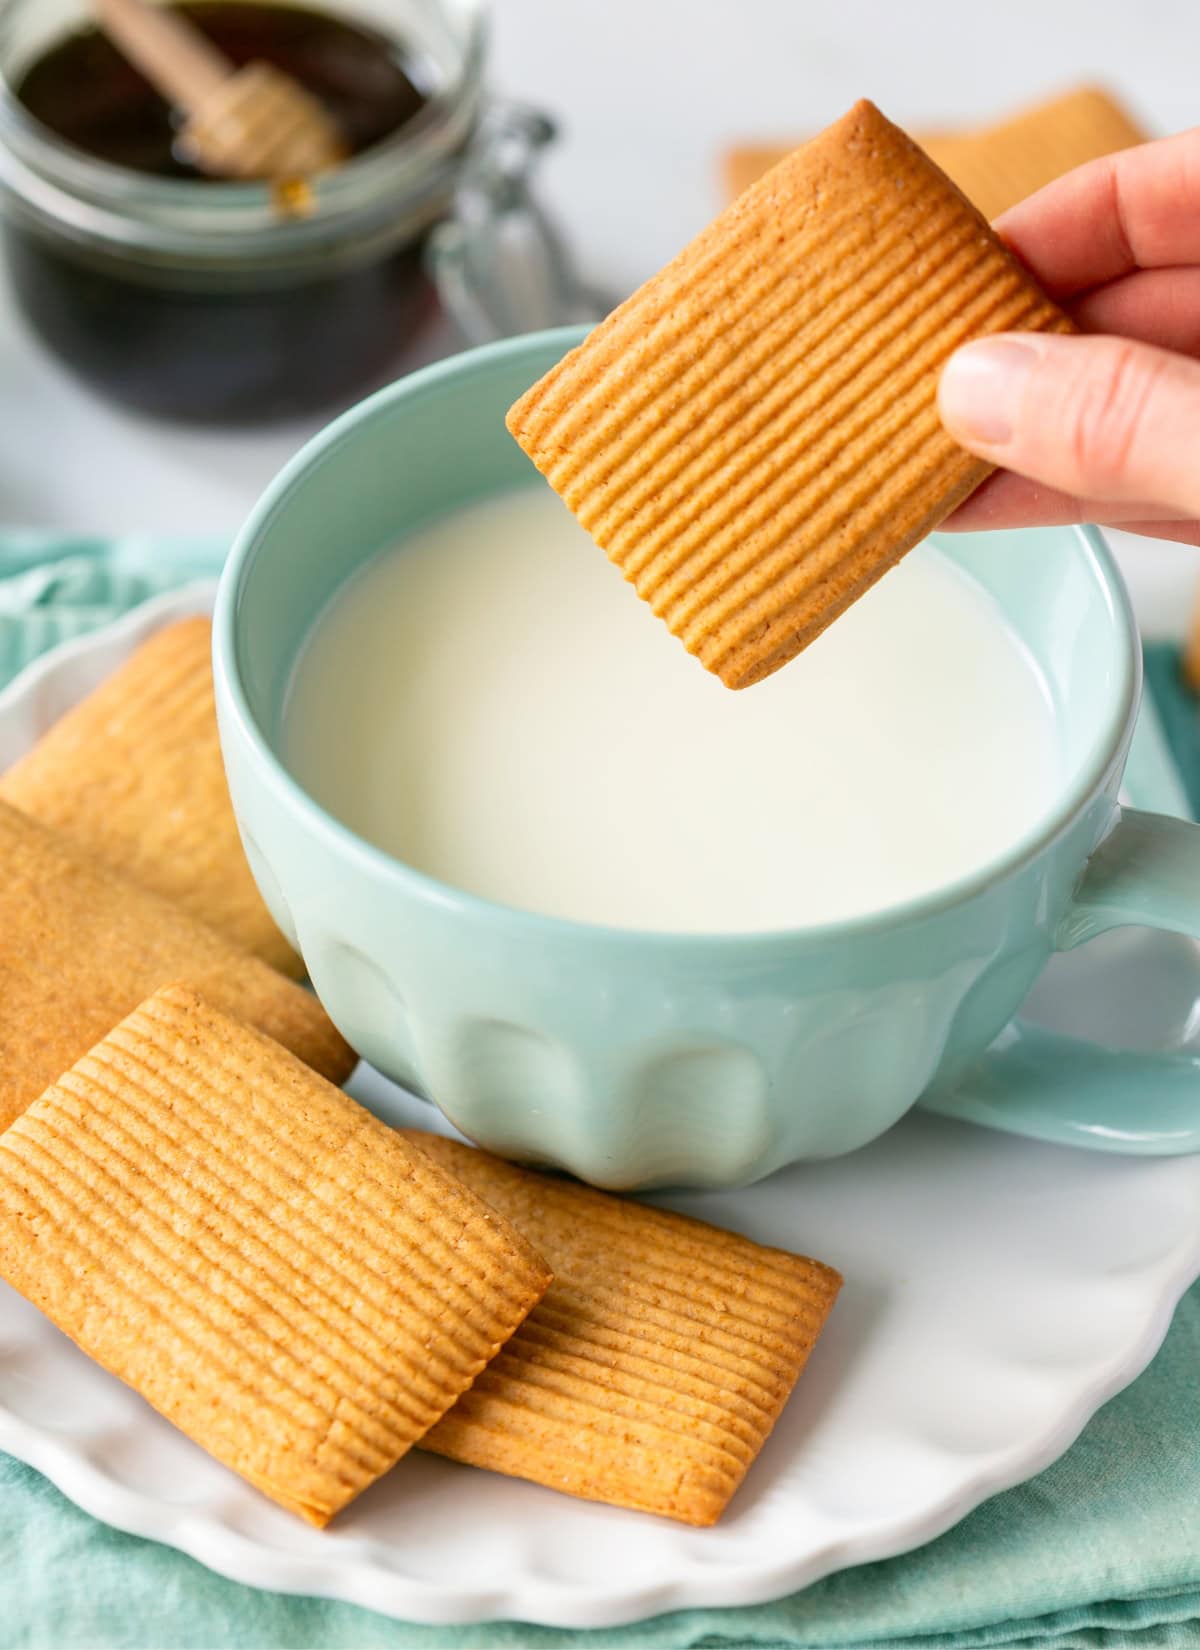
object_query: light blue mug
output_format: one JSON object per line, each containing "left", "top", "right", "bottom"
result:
{"left": 213, "top": 326, "right": 1200, "bottom": 1189}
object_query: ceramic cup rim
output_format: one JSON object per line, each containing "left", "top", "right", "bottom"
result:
{"left": 214, "top": 325, "right": 1141, "bottom": 953}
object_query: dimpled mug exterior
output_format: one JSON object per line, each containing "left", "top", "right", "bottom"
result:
{"left": 214, "top": 327, "right": 1200, "bottom": 1189}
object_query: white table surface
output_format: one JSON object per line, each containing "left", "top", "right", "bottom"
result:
{"left": 0, "top": 0, "right": 1195, "bottom": 633}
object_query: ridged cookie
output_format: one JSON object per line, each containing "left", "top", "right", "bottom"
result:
{"left": 409, "top": 1132, "right": 841, "bottom": 1525}
{"left": 509, "top": 100, "right": 1072, "bottom": 689}
{"left": 0, "top": 617, "right": 301, "bottom": 976}
{"left": 0, "top": 988, "right": 551, "bottom": 1525}
{"left": 0, "top": 800, "right": 354, "bottom": 1133}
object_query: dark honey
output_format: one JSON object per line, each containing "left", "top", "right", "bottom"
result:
{"left": 17, "top": 3, "right": 427, "bottom": 178}
{"left": 4, "top": 3, "right": 452, "bottom": 421}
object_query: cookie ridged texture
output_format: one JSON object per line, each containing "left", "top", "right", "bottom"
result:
{"left": 0, "top": 617, "right": 301, "bottom": 977}
{"left": 923, "top": 87, "right": 1147, "bottom": 220}
{"left": 0, "top": 988, "right": 551, "bottom": 1526}
{"left": 510, "top": 99, "right": 1072, "bottom": 689}
{"left": 0, "top": 800, "right": 354, "bottom": 1133}
{"left": 407, "top": 1132, "right": 841, "bottom": 1526}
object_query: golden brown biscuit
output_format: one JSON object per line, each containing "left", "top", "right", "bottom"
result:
{"left": 0, "top": 799, "right": 354, "bottom": 1133}
{"left": 0, "top": 617, "right": 301, "bottom": 976}
{"left": 723, "top": 142, "right": 799, "bottom": 202}
{"left": 723, "top": 86, "right": 1146, "bottom": 219}
{"left": 0, "top": 988, "right": 552, "bottom": 1525}
{"left": 922, "top": 87, "right": 1146, "bottom": 220}
{"left": 510, "top": 100, "right": 1071, "bottom": 689}
{"left": 408, "top": 1131, "right": 841, "bottom": 1525}
{"left": 724, "top": 132, "right": 955, "bottom": 204}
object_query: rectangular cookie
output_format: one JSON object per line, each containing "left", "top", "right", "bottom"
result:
{"left": 509, "top": 100, "right": 1072, "bottom": 690}
{"left": 0, "top": 799, "right": 354, "bottom": 1133}
{"left": 723, "top": 86, "right": 1146, "bottom": 220}
{"left": 0, "top": 987, "right": 552, "bottom": 1526}
{"left": 0, "top": 617, "right": 302, "bottom": 977}
{"left": 408, "top": 1131, "right": 841, "bottom": 1525}
{"left": 921, "top": 86, "right": 1147, "bottom": 222}
{"left": 723, "top": 141, "right": 801, "bottom": 203}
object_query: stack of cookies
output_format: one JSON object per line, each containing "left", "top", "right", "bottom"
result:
{"left": 0, "top": 616, "right": 840, "bottom": 1525}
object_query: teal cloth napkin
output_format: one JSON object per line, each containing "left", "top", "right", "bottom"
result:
{"left": 1, "top": 539, "right": 1199, "bottom": 1650}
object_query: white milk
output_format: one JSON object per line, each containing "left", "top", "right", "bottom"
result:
{"left": 283, "top": 486, "right": 1061, "bottom": 932}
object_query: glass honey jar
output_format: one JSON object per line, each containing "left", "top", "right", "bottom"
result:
{"left": 0, "top": 0, "right": 492, "bottom": 420}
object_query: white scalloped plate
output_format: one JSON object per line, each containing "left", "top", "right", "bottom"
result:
{"left": 2, "top": 588, "right": 1199, "bottom": 1629}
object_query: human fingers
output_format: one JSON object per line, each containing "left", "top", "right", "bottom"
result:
{"left": 1071, "top": 265, "right": 1200, "bottom": 357}
{"left": 1111, "top": 520, "right": 1200, "bottom": 545}
{"left": 938, "top": 331, "right": 1200, "bottom": 519}
{"left": 994, "top": 127, "right": 1200, "bottom": 299}
{"left": 939, "top": 260, "right": 1200, "bottom": 538}
{"left": 940, "top": 470, "right": 1200, "bottom": 545}
{"left": 944, "top": 471, "right": 1172, "bottom": 527}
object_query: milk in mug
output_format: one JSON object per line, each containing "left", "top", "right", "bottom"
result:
{"left": 283, "top": 486, "right": 1060, "bottom": 932}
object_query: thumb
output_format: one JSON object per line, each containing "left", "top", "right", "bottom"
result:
{"left": 938, "top": 332, "right": 1200, "bottom": 521}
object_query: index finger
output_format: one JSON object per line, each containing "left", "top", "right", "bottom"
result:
{"left": 994, "top": 126, "right": 1200, "bottom": 298}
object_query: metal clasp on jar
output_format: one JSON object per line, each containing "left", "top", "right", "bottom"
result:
{"left": 429, "top": 100, "right": 612, "bottom": 342}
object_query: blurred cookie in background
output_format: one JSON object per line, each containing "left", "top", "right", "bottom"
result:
{"left": 723, "top": 85, "right": 1148, "bottom": 220}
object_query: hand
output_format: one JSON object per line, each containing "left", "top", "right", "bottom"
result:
{"left": 937, "top": 127, "right": 1200, "bottom": 545}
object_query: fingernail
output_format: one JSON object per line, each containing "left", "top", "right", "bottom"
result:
{"left": 938, "top": 337, "right": 1040, "bottom": 446}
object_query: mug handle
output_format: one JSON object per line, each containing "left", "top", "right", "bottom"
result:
{"left": 919, "top": 809, "right": 1200, "bottom": 1154}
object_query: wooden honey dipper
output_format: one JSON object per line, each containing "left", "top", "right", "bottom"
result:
{"left": 90, "top": 0, "right": 346, "bottom": 180}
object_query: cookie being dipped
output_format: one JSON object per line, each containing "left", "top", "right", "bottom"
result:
{"left": 509, "top": 100, "right": 1072, "bottom": 688}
